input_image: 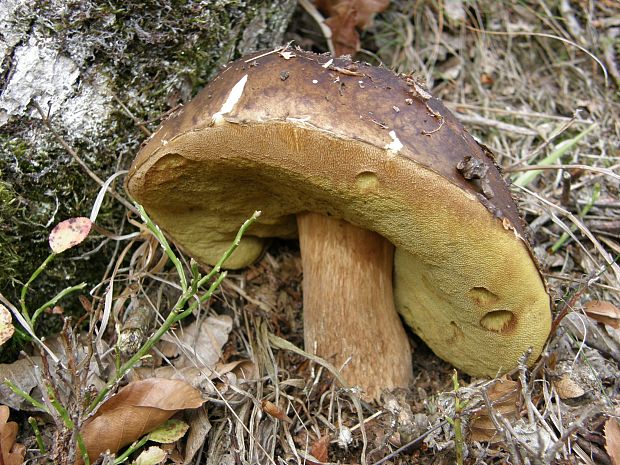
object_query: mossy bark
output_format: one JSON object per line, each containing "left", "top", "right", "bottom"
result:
{"left": 0, "top": 0, "right": 295, "bottom": 342}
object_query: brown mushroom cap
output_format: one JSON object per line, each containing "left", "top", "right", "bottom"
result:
{"left": 127, "top": 48, "right": 551, "bottom": 377}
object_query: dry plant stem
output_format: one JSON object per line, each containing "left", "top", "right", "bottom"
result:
{"left": 297, "top": 212, "right": 413, "bottom": 400}
{"left": 481, "top": 389, "right": 522, "bottom": 464}
{"left": 32, "top": 101, "right": 137, "bottom": 215}
{"left": 298, "top": 0, "right": 335, "bottom": 56}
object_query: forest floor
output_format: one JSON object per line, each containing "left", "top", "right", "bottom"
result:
{"left": 1, "top": 1, "right": 619, "bottom": 464}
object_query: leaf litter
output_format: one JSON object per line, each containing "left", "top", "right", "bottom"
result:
{"left": 80, "top": 378, "right": 204, "bottom": 462}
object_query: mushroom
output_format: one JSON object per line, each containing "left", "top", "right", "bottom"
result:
{"left": 127, "top": 48, "right": 551, "bottom": 400}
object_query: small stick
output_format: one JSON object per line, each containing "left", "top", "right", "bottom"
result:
{"left": 298, "top": 0, "right": 336, "bottom": 56}
{"left": 32, "top": 101, "right": 138, "bottom": 215}
{"left": 108, "top": 90, "right": 152, "bottom": 136}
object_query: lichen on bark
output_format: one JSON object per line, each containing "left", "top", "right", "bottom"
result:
{"left": 0, "top": 0, "right": 296, "bottom": 338}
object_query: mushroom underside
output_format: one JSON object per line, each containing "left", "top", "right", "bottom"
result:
{"left": 128, "top": 120, "right": 551, "bottom": 382}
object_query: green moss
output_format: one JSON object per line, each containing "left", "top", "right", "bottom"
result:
{"left": 0, "top": 174, "right": 20, "bottom": 282}
{"left": 0, "top": 131, "right": 116, "bottom": 311}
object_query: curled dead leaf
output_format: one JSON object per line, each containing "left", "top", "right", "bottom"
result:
{"left": 134, "top": 446, "right": 167, "bottom": 465}
{"left": 49, "top": 217, "right": 92, "bottom": 253}
{"left": 184, "top": 407, "right": 211, "bottom": 465}
{"left": 80, "top": 378, "right": 204, "bottom": 463}
{"left": 584, "top": 300, "right": 620, "bottom": 329}
{"left": 261, "top": 399, "right": 293, "bottom": 424}
{"left": 0, "top": 405, "right": 26, "bottom": 465}
{"left": 469, "top": 377, "right": 520, "bottom": 443}
{"left": 170, "top": 315, "right": 233, "bottom": 369}
{"left": 0, "top": 305, "right": 14, "bottom": 347}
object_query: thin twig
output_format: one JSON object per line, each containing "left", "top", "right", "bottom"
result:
{"left": 506, "top": 163, "right": 620, "bottom": 182}
{"left": 464, "top": 27, "right": 609, "bottom": 87}
{"left": 444, "top": 102, "right": 594, "bottom": 124}
{"left": 371, "top": 419, "right": 449, "bottom": 465}
{"left": 517, "top": 184, "right": 620, "bottom": 285}
{"left": 32, "top": 101, "right": 137, "bottom": 215}
{"left": 298, "top": 0, "right": 336, "bottom": 56}
{"left": 453, "top": 112, "right": 538, "bottom": 136}
{"left": 108, "top": 90, "right": 152, "bottom": 137}
{"left": 544, "top": 407, "right": 600, "bottom": 462}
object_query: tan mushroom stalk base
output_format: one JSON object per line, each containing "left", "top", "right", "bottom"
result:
{"left": 297, "top": 212, "right": 413, "bottom": 399}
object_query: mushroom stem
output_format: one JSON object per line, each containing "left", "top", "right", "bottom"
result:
{"left": 297, "top": 212, "right": 413, "bottom": 400}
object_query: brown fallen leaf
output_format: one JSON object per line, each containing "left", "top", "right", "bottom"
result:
{"left": 169, "top": 315, "right": 233, "bottom": 368}
{"left": 469, "top": 377, "right": 520, "bottom": 443}
{"left": 81, "top": 378, "right": 204, "bottom": 463}
{"left": 584, "top": 300, "right": 620, "bottom": 329}
{"left": 49, "top": 217, "right": 92, "bottom": 253}
{"left": 309, "top": 434, "right": 330, "bottom": 463}
{"left": 261, "top": 400, "right": 293, "bottom": 424}
{"left": 553, "top": 373, "right": 586, "bottom": 400}
{"left": 183, "top": 407, "right": 211, "bottom": 465}
{"left": 605, "top": 418, "right": 620, "bottom": 465}
{"left": 0, "top": 357, "right": 42, "bottom": 411}
{"left": 315, "top": 0, "right": 389, "bottom": 56}
{"left": 0, "top": 405, "right": 26, "bottom": 465}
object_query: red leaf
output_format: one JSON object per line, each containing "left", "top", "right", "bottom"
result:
{"left": 309, "top": 434, "right": 330, "bottom": 463}
{"left": 49, "top": 217, "right": 92, "bottom": 253}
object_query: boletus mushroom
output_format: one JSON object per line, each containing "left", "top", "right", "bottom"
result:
{"left": 127, "top": 48, "right": 551, "bottom": 400}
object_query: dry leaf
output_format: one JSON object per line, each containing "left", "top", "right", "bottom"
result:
{"left": 183, "top": 407, "right": 211, "bottom": 465}
{"left": 134, "top": 446, "right": 167, "bottom": 465}
{"left": 0, "top": 357, "right": 42, "bottom": 411}
{"left": 584, "top": 300, "right": 620, "bottom": 329}
{"left": 443, "top": 0, "right": 466, "bottom": 22}
{"left": 49, "top": 217, "right": 92, "bottom": 253}
{"left": 605, "top": 419, "right": 620, "bottom": 465}
{"left": 0, "top": 305, "right": 14, "bottom": 347}
{"left": 216, "top": 359, "right": 259, "bottom": 382}
{"left": 309, "top": 435, "right": 330, "bottom": 463}
{"left": 148, "top": 419, "right": 189, "bottom": 444}
{"left": 167, "top": 315, "right": 233, "bottom": 368}
{"left": 469, "top": 377, "right": 520, "bottom": 443}
{"left": 81, "top": 378, "right": 204, "bottom": 463}
{"left": 139, "top": 359, "right": 257, "bottom": 398}
{"left": 261, "top": 400, "right": 293, "bottom": 424}
{"left": 0, "top": 405, "right": 26, "bottom": 465}
{"left": 553, "top": 373, "right": 586, "bottom": 400}
{"left": 315, "top": 0, "right": 389, "bottom": 56}
{"left": 324, "top": 3, "right": 359, "bottom": 56}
